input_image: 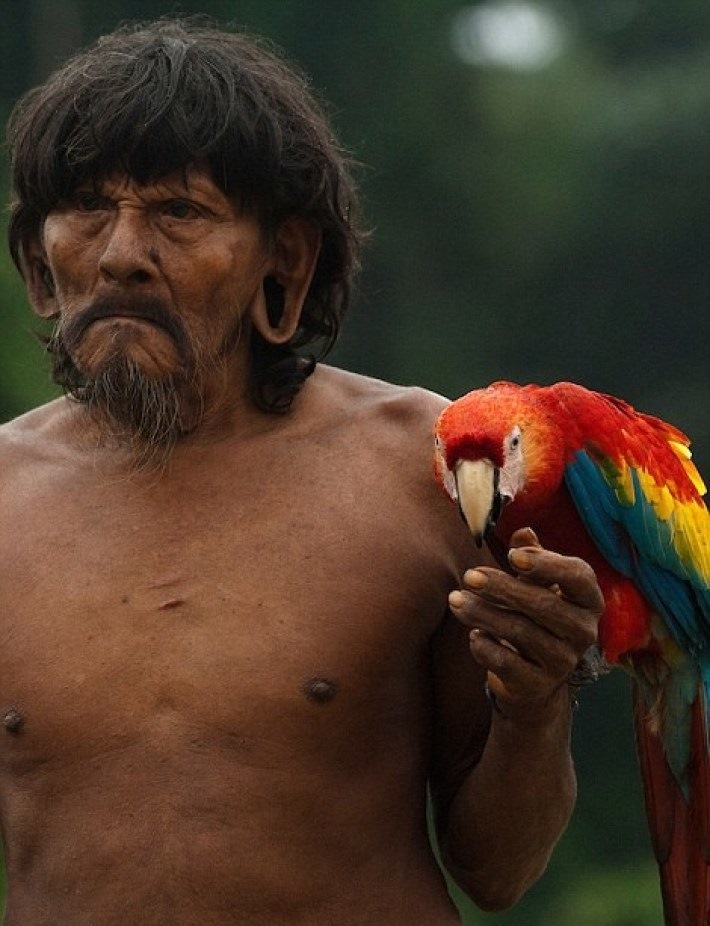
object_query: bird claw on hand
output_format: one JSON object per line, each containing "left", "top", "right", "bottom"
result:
{"left": 567, "top": 644, "right": 611, "bottom": 688}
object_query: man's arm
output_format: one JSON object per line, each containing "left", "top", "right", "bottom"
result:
{"left": 430, "top": 528, "right": 603, "bottom": 911}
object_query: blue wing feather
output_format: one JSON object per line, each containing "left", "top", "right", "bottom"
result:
{"left": 564, "top": 450, "right": 708, "bottom": 658}
{"left": 564, "top": 453, "right": 634, "bottom": 577}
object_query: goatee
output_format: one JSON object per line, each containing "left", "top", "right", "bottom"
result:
{"left": 80, "top": 354, "right": 190, "bottom": 462}
{"left": 46, "top": 301, "right": 202, "bottom": 468}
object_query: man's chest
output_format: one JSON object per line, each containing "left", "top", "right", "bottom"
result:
{"left": 0, "top": 471, "right": 449, "bottom": 775}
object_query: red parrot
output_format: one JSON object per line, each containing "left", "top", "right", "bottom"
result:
{"left": 434, "top": 381, "right": 709, "bottom": 926}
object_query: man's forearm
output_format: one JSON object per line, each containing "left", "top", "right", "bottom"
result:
{"left": 438, "top": 685, "right": 576, "bottom": 912}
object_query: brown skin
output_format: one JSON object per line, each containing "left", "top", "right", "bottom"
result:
{"left": 0, "top": 169, "right": 603, "bottom": 924}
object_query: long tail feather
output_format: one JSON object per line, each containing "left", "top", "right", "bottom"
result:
{"left": 634, "top": 686, "right": 710, "bottom": 926}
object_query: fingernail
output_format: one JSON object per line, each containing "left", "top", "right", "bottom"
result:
{"left": 464, "top": 569, "right": 487, "bottom": 589}
{"left": 449, "top": 590, "right": 464, "bottom": 608}
{"left": 509, "top": 548, "right": 534, "bottom": 571}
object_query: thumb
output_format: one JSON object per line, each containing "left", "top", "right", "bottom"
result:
{"left": 508, "top": 527, "right": 541, "bottom": 550}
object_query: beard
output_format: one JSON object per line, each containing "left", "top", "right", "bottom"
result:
{"left": 47, "top": 298, "right": 209, "bottom": 468}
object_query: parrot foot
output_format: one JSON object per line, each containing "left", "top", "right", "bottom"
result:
{"left": 568, "top": 644, "right": 611, "bottom": 689}
{"left": 483, "top": 646, "right": 609, "bottom": 717}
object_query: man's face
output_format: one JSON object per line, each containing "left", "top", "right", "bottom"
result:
{"left": 39, "top": 167, "right": 272, "bottom": 456}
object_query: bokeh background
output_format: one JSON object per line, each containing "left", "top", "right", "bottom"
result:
{"left": 1, "top": 1, "right": 708, "bottom": 923}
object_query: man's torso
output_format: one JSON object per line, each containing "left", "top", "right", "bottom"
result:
{"left": 0, "top": 367, "right": 475, "bottom": 924}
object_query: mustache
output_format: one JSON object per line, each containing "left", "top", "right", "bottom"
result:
{"left": 60, "top": 297, "right": 192, "bottom": 364}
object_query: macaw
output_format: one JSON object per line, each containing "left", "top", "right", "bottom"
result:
{"left": 433, "top": 380, "right": 709, "bottom": 926}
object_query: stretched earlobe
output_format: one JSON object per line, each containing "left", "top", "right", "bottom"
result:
{"left": 264, "top": 276, "right": 286, "bottom": 328}
{"left": 42, "top": 267, "right": 56, "bottom": 297}
{"left": 250, "top": 217, "right": 321, "bottom": 346}
{"left": 21, "top": 238, "right": 59, "bottom": 320}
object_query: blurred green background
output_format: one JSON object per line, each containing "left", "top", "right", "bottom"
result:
{"left": 1, "top": 1, "right": 708, "bottom": 923}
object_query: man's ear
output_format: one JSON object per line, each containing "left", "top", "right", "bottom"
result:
{"left": 251, "top": 217, "right": 321, "bottom": 345}
{"left": 21, "top": 236, "right": 58, "bottom": 320}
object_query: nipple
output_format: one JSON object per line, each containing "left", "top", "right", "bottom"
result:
{"left": 3, "top": 708, "right": 24, "bottom": 734}
{"left": 303, "top": 677, "right": 337, "bottom": 704}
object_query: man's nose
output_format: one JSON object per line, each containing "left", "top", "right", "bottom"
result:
{"left": 98, "top": 210, "right": 156, "bottom": 285}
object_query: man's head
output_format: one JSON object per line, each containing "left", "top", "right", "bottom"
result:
{"left": 7, "top": 18, "right": 363, "bottom": 449}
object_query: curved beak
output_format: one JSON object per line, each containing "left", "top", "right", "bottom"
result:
{"left": 455, "top": 459, "right": 500, "bottom": 547}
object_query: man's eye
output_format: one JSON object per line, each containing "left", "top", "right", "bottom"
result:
{"left": 73, "top": 192, "right": 108, "bottom": 212}
{"left": 163, "top": 200, "right": 200, "bottom": 220}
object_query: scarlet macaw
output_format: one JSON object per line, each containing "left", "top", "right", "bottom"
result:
{"left": 434, "top": 381, "right": 709, "bottom": 926}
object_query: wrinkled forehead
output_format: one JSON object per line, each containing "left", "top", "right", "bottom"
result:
{"left": 72, "top": 166, "right": 260, "bottom": 229}
{"left": 77, "top": 162, "right": 214, "bottom": 195}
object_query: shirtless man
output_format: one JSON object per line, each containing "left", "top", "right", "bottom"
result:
{"left": 1, "top": 20, "right": 602, "bottom": 925}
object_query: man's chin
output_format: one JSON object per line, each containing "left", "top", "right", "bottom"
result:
{"left": 77, "top": 359, "right": 199, "bottom": 468}
{"left": 48, "top": 325, "right": 205, "bottom": 467}
{"left": 74, "top": 318, "right": 185, "bottom": 381}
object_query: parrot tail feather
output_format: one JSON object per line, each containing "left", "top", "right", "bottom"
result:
{"left": 634, "top": 686, "right": 710, "bottom": 926}
{"left": 687, "top": 695, "right": 709, "bottom": 926}
{"left": 691, "top": 693, "right": 710, "bottom": 861}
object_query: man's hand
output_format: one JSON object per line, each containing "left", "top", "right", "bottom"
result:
{"left": 448, "top": 527, "right": 604, "bottom": 715}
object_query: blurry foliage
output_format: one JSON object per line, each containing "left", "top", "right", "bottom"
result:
{"left": 0, "top": 210, "right": 55, "bottom": 420}
{"left": 1, "top": 0, "right": 708, "bottom": 923}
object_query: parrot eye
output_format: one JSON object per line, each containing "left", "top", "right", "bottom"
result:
{"left": 508, "top": 426, "right": 522, "bottom": 452}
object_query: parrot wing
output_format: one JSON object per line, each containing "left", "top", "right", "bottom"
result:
{"left": 546, "top": 383, "right": 710, "bottom": 656}
{"left": 564, "top": 445, "right": 710, "bottom": 658}
{"left": 555, "top": 390, "right": 710, "bottom": 926}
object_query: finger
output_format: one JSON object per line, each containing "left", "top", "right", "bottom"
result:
{"left": 508, "top": 529, "right": 561, "bottom": 593}
{"left": 506, "top": 546, "right": 604, "bottom": 613}
{"left": 508, "top": 527, "right": 541, "bottom": 550}
{"left": 464, "top": 603, "right": 581, "bottom": 677}
{"left": 468, "top": 630, "right": 556, "bottom": 702}
{"left": 460, "top": 568, "right": 600, "bottom": 648}
{"left": 458, "top": 601, "right": 590, "bottom": 685}
{"left": 451, "top": 581, "right": 582, "bottom": 672}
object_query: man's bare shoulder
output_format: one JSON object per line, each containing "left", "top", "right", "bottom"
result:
{"left": 308, "top": 365, "right": 450, "bottom": 445}
{"left": 305, "top": 366, "right": 475, "bottom": 555}
{"left": 1, "top": 397, "right": 73, "bottom": 431}
{"left": 0, "top": 398, "right": 75, "bottom": 466}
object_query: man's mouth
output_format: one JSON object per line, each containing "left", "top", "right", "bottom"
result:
{"left": 87, "top": 313, "right": 171, "bottom": 335}
{"left": 61, "top": 298, "right": 191, "bottom": 365}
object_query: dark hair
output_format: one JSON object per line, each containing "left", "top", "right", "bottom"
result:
{"left": 7, "top": 18, "right": 364, "bottom": 411}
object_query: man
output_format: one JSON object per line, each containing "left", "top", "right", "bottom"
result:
{"left": 1, "top": 20, "right": 602, "bottom": 925}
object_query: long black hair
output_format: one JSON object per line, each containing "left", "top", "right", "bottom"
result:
{"left": 7, "top": 18, "right": 364, "bottom": 411}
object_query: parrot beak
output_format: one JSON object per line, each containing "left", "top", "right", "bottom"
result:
{"left": 454, "top": 459, "right": 500, "bottom": 547}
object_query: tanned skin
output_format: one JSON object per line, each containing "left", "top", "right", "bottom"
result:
{"left": 0, "top": 168, "right": 602, "bottom": 925}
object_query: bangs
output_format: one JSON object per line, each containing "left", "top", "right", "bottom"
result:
{"left": 11, "top": 27, "right": 288, "bottom": 216}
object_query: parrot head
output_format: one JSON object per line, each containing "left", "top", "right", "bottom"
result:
{"left": 434, "top": 382, "right": 566, "bottom": 545}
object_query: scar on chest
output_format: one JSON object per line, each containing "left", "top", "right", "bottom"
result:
{"left": 157, "top": 598, "right": 186, "bottom": 611}
{"left": 303, "top": 676, "right": 337, "bottom": 704}
{"left": 3, "top": 708, "right": 24, "bottom": 734}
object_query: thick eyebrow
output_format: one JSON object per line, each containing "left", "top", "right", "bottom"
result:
{"left": 147, "top": 174, "right": 232, "bottom": 207}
